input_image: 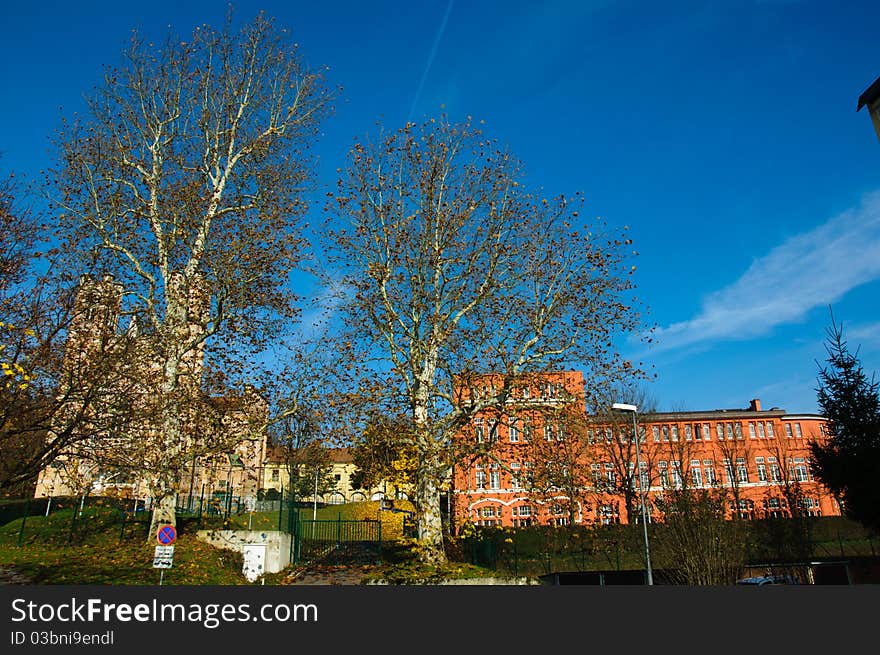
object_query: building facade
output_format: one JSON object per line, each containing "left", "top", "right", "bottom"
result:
{"left": 453, "top": 373, "right": 839, "bottom": 530}
{"left": 34, "top": 274, "right": 267, "bottom": 504}
{"left": 260, "top": 446, "right": 409, "bottom": 505}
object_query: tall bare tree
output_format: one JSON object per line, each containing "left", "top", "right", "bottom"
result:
{"left": 49, "top": 12, "right": 333, "bottom": 535}
{"left": 328, "top": 117, "right": 646, "bottom": 563}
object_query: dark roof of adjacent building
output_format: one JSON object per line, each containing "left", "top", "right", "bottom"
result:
{"left": 857, "top": 75, "right": 880, "bottom": 111}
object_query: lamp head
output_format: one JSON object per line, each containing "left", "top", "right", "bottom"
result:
{"left": 612, "top": 402, "right": 638, "bottom": 413}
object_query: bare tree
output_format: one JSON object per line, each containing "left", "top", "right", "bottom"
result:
{"left": 0, "top": 174, "right": 143, "bottom": 495}
{"left": 519, "top": 402, "right": 594, "bottom": 527}
{"left": 328, "top": 117, "right": 646, "bottom": 563}
{"left": 714, "top": 423, "right": 753, "bottom": 519}
{"left": 49, "top": 12, "right": 333, "bottom": 535}
{"left": 654, "top": 486, "right": 748, "bottom": 585}
{"left": 589, "top": 384, "right": 658, "bottom": 524}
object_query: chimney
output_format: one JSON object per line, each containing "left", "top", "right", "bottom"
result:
{"left": 749, "top": 398, "right": 762, "bottom": 412}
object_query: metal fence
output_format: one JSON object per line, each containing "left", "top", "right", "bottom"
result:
{"left": 3, "top": 488, "right": 257, "bottom": 546}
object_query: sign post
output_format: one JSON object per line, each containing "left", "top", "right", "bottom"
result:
{"left": 153, "top": 524, "right": 177, "bottom": 585}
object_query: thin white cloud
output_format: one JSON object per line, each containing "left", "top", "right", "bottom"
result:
{"left": 407, "top": 0, "right": 455, "bottom": 123}
{"left": 650, "top": 191, "right": 880, "bottom": 352}
{"left": 843, "top": 321, "right": 880, "bottom": 351}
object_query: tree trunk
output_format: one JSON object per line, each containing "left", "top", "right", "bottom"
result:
{"left": 414, "top": 462, "right": 446, "bottom": 565}
{"left": 148, "top": 491, "right": 177, "bottom": 538}
{"left": 412, "top": 358, "right": 447, "bottom": 564}
{"left": 147, "top": 322, "right": 185, "bottom": 541}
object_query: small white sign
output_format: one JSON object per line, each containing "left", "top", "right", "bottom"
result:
{"left": 242, "top": 543, "right": 266, "bottom": 582}
{"left": 153, "top": 545, "right": 175, "bottom": 569}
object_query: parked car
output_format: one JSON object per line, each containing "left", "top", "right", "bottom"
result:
{"left": 736, "top": 575, "right": 799, "bottom": 585}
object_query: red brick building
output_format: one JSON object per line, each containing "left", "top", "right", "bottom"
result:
{"left": 453, "top": 373, "right": 839, "bottom": 530}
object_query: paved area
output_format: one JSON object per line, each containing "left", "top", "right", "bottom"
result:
{"left": 281, "top": 544, "right": 382, "bottom": 585}
{"left": 0, "top": 566, "right": 32, "bottom": 585}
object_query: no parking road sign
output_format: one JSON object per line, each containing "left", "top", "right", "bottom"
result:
{"left": 156, "top": 524, "right": 177, "bottom": 545}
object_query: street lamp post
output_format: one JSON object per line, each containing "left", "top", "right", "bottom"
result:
{"left": 612, "top": 402, "right": 654, "bottom": 585}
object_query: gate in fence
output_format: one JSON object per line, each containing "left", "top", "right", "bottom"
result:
{"left": 283, "top": 508, "right": 383, "bottom": 566}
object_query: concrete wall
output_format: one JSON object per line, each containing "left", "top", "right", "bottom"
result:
{"left": 197, "top": 530, "right": 291, "bottom": 579}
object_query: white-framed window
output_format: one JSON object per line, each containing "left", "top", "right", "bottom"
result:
{"left": 604, "top": 462, "right": 616, "bottom": 486}
{"left": 599, "top": 504, "right": 617, "bottom": 525}
{"left": 658, "top": 460, "right": 669, "bottom": 487}
{"left": 652, "top": 426, "right": 660, "bottom": 442}
{"left": 604, "top": 427, "right": 613, "bottom": 442}
{"left": 757, "top": 422, "right": 765, "bottom": 438}
{"left": 703, "top": 460, "right": 716, "bottom": 484}
{"left": 703, "top": 423, "right": 711, "bottom": 440}
{"left": 587, "top": 428, "right": 596, "bottom": 444}
{"left": 685, "top": 424, "right": 692, "bottom": 441}
{"left": 756, "top": 457, "right": 767, "bottom": 482}
{"left": 736, "top": 457, "right": 749, "bottom": 483}
{"left": 639, "top": 462, "right": 649, "bottom": 489}
{"left": 510, "top": 462, "right": 522, "bottom": 489}
{"left": 692, "top": 423, "right": 701, "bottom": 440}
{"left": 522, "top": 416, "right": 532, "bottom": 442}
{"left": 723, "top": 458, "right": 734, "bottom": 484}
{"left": 489, "top": 469, "right": 501, "bottom": 489}
{"left": 671, "top": 425, "right": 679, "bottom": 441}
{"left": 769, "top": 457, "right": 780, "bottom": 482}
{"left": 591, "top": 463, "right": 602, "bottom": 487}
{"left": 735, "top": 423, "right": 743, "bottom": 439}
{"left": 794, "top": 457, "right": 808, "bottom": 482}
{"left": 662, "top": 426, "right": 670, "bottom": 441}
{"left": 726, "top": 424, "right": 734, "bottom": 440}
{"left": 691, "top": 460, "right": 703, "bottom": 487}
{"left": 749, "top": 422, "right": 756, "bottom": 439}
{"left": 794, "top": 423, "right": 802, "bottom": 437}
{"left": 671, "top": 461, "right": 682, "bottom": 487}
{"left": 475, "top": 470, "right": 487, "bottom": 489}
{"left": 475, "top": 419, "right": 486, "bottom": 443}
{"left": 766, "top": 422, "right": 774, "bottom": 438}
{"left": 544, "top": 423, "right": 555, "bottom": 441}
{"left": 785, "top": 423, "right": 793, "bottom": 437}
{"left": 716, "top": 424, "right": 724, "bottom": 440}
{"left": 488, "top": 419, "right": 498, "bottom": 443}
{"left": 509, "top": 416, "right": 520, "bottom": 443}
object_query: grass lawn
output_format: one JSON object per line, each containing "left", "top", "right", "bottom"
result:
{"left": 0, "top": 499, "right": 432, "bottom": 584}
{"left": 0, "top": 508, "right": 248, "bottom": 584}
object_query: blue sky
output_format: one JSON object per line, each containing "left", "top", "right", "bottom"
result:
{"left": 3, "top": 0, "right": 879, "bottom": 414}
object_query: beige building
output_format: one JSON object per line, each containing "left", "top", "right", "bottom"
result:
{"left": 34, "top": 274, "right": 267, "bottom": 504}
{"left": 261, "top": 446, "right": 409, "bottom": 505}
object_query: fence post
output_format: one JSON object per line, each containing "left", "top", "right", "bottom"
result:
{"left": 17, "top": 497, "right": 31, "bottom": 547}
{"left": 119, "top": 510, "right": 127, "bottom": 543}
{"left": 197, "top": 491, "right": 203, "bottom": 529}
{"left": 337, "top": 512, "right": 341, "bottom": 549}
{"left": 377, "top": 519, "right": 382, "bottom": 564}
{"left": 278, "top": 485, "right": 284, "bottom": 532}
